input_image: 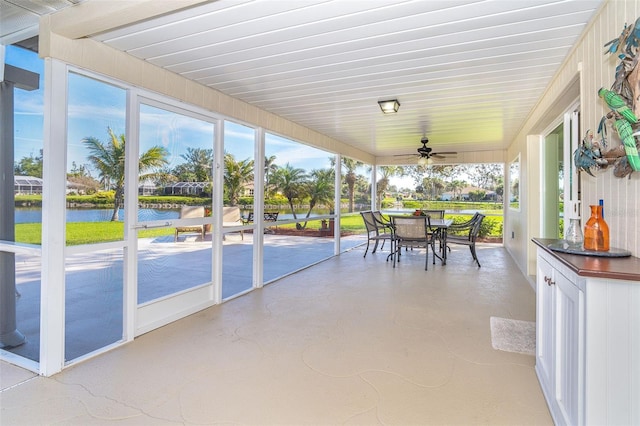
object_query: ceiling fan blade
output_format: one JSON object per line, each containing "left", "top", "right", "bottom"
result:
{"left": 433, "top": 151, "right": 457, "bottom": 155}
{"left": 392, "top": 153, "right": 419, "bottom": 158}
{"left": 431, "top": 153, "right": 458, "bottom": 160}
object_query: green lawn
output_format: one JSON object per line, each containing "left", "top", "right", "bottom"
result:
{"left": 14, "top": 210, "right": 503, "bottom": 246}
{"left": 243, "top": 212, "right": 503, "bottom": 239}
{"left": 15, "top": 222, "right": 174, "bottom": 246}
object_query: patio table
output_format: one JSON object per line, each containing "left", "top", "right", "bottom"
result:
{"left": 423, "top": 218, "right": 453, "bottom": 264}
{"left": 387, "top": 215, "right": 453, "bottom": 265}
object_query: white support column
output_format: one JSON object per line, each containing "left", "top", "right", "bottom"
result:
{"left": 334, "top": 154, "right": 342, "bottom": 254}
{"left": 253, "top": 127, "right": 265, "bottom": 288}
{"left": 212, "top": 119, "right": 224, "bottom": 304}
{"left": 123, "top": 90, "right": 138, "bottom": 341}
{"left": 371, "top": 165, "right": 378, "bottom": 210}
{"left": 40, "top": 58, "right": 67, "bottom": 376}
{"left": 526, "top": 136, "right": 542, "bottom": 277}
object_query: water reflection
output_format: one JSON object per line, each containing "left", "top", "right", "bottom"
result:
{"left": 15, "top": 208, "right": 180, "bottom": 224}
{"left": 15, "top": 208, "right": 333, "bottom": 223}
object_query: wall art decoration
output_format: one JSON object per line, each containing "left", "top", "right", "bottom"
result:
{"left": 577, "top": 17, "right": 640, "bottom": 179}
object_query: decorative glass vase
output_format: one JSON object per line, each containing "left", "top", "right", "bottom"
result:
{"left": 565, "top": 218, "right": 583, "bottom": 246}
{"left": 583, "top": 205, "right": 609, "bottom": 251}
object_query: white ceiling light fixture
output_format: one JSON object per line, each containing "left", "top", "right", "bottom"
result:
{"left": 418, "top": 156, "right": 432, "bottom": 166}
{"left": 378, "top": 99, "right": 400, "bottom": 114}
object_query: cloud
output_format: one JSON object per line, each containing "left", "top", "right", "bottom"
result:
{"left": 67, "top": 102, "right": 126, "bottom": 122}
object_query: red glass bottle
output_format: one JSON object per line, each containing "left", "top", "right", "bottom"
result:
{"left": 583, "top": 205, "right": 609, "bottom": 251}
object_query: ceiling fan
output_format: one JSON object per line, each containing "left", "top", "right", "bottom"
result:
{"left": 395, "top": 137, "right": 457, "bottom": 162}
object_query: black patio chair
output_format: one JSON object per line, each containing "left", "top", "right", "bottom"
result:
{"left": 421, "top": 209, "right": 445, "bottom": 219}
{"left": 360, "top": 211, "right": 392, "bottom": 257}
{"left": 446, "top": 213, "right": 485, "bottom": 267}
{"left": 390, "top": 215, "right": 440, "bottom": 270}
{"left": 421, "top": 209, "right": 446, "bottom": 250}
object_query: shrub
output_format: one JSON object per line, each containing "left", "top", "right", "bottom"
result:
{"left": 446, "top": 214, "right": 502, "bottom": 238}
{"left": 139, "top": 195, "right": 206, "bottom": 205}
{"left": 403, "top": 200, "right": 421, "bottom": 209}
{"left": 15, "top": 195, "right": 42, "bottom": 207}
{"left": 479, "top": 216, "right": 500, "bottom": 238}
{"left": 381, "top": 199, "right": 395, "bottom": 208}
{"left": 67, "top": 192, "right": 114, "bottom": 205}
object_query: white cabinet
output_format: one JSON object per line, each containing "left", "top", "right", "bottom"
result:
{"left": 535, "top": 244, "right": 640, "bottom": 426}
{"left": 535, "top": 254, "right": 555, "bottom": 400}
{"left": 536, "top": 251, "right": 584, "bottom": 426}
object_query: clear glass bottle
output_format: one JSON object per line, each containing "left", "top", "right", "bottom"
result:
{"left": 565, "top": 218, "right": 583, "bottom": 247}
{"left": 583, "top": 205, "right": 609, "bottom": 251}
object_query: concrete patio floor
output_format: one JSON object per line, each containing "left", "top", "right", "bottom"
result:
{"left": 3, "top": 232, "right": 366, "bottom": 363}
{"left": 1, "top": 241, "right": 552, "bottom": 425}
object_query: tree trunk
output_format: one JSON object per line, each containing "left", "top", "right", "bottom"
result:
{"left": 111, "top": 187, "right": 123, "bottom": 221}
{"left": 299, "top": 202, "right": 316, "bottom": 229}
{"left": 348, "top": 184, "right": 355, "bottom": 213}
{"left": 288, "top": 199, "right": 297, "bottom": 219}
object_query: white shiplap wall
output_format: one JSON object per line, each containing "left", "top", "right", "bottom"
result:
{"left": 571, "top": 0, "right": 640, "bottom": 257}
{"left": 506, "top": 0, "right": 640, "bottom": 276}
{"left": 579, "top": 0, "right": 640, "bottom": 258}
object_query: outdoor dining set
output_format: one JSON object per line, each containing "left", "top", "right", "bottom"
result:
{"left": 360, "top": 210, "right": 485, "bottom": 270}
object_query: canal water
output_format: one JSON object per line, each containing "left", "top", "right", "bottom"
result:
{"left": 15, "top": 208, "right": 321, "bottom": 224}
{"left": 16, "top": 207, "right": 493, "bottom": 224}
{"left": 15, "top": 208, "right": 181, "bottom": 224}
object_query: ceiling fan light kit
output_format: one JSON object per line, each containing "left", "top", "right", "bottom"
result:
{"left": 393, "top": 136, "right": 457, "bottom": 162}
{"left": 378, "top": 99, "right": 400, "bottom": 114}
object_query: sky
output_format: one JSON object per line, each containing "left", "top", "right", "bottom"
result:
{"left": 7, "top": 45, "right": 503, "bottom": 192}
{"left": 7, "top": 46, "right": 45, "bottom": 163}
{"left": 6, "top": 45, "right": 340, "bottom": 180}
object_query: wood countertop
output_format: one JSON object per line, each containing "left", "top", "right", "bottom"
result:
{"left": 533, "top": 238, "right": 640, "bottom": 282}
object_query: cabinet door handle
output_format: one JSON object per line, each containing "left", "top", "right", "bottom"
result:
{"left": 544, "top": 276, "right": 555, "bottom": 286}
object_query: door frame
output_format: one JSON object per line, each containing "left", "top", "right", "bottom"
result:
{"left": 127, "top": 92, "right": 223, "bottom": 336}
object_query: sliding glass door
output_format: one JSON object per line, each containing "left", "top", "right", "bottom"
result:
{"left": 541, "top": 109, "right": 579, "bottom": 239}
{"left": 134, "top": 100, "right": 217, "bottom": 334}
{"left": 63, "top": 72, "right": 127, "bottom": 362}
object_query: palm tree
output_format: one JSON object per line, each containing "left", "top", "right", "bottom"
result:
{"left": 447, "top": 180, "right": 466, "bottom": 200}
{"left": 264, "top": 155, "right": 278, "bottom": 196}
{"left": 83, "top": 127, "right": 169, "bottom": 221}
{"left": 420, "top": 177, "right": 439, "bottom": 200}
{"left": 342, "top": 158, "right": 363, "bottom": 213}
{"left": 180, "top": 147, "right": 213, "bottom": 182}
{"left": 298, "top": 168, "right": 334, "bottom": 229}
{"left": 270, "top": 163, "right": 307, "bottom": 220}
{"left": 376, "top": 166, "right": 402, "bottom": 208}
{"left": 224, "top": 153, "right": 254, "bottom": 206}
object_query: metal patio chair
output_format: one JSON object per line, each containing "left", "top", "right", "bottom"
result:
{"left": 360, "top": 210, "right": 392, "bottom": 257}
{"left": 421, "top": 209, "right": 446, "bottom": 250}
{"left": 446, "top": 212, "right": 485, "bottom": 267}
{"left": 390, "top": 215, "right": 439, "bottom": 270}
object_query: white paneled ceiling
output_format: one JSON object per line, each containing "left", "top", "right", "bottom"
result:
{"left": 0, "top": 0, "right": 82, "bottom": 46}
{"left": 3, "top": 0, "right": 605, "bottom": 162}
